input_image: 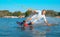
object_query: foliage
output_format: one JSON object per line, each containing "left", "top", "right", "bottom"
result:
{"left": 12, "top": 11, "right": 22, "bottom": 16}
{"left": 46, "top": 10, "right": 57, "bottom": 17}
{"left": 0, "top": 10, "right": 60, "bottom": 17}
{"left": 25, "top": 10, "right": 32, "bottom": 17}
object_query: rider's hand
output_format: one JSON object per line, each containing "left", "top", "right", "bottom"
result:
{"left": 29, "top": 18, "right": 32, "bottom": 20}
{"left": 47, "top": 24, "right": 52, "bottom": 26}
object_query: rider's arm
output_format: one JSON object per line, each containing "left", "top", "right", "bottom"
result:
{"left": 43, "top": 15, "right": 51, "bottom": 26}
{"left": 43, "top": 15, "right": 49, "bottom": 25}
{"left": 26, "top": 14, "right": 37, "bottom": 21}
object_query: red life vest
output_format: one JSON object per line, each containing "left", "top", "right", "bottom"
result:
{"left": 24, "top": 23, "right": 28, "bottom": 27}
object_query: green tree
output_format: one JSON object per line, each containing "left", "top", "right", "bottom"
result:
{"left": 46, "top": 10, "right": 57, "bottom": 17}
{"left": 12, "top": 11, "right": 22, "bottom": 16}
{"left": 58, "top": 12, "right": 60, "bottom": 16}
{"left": 0, "top": 10, "right": 9, "bottom": 17}
{"left": 25, "top": 10, "right": 32, "bottom": 17}
{"left": 7, "top": 12, "right": 13, "bottom": 16}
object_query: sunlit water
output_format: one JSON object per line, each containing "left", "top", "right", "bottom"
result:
{"left": 0, "top": 17, "right": 60, "bottom": 37}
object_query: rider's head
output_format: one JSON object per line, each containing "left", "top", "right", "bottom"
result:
{"left": 42, "top": 10, "right": 46, "bottom": 15}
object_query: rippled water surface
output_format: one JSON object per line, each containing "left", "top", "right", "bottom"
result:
{"left": 0, "top": 17, "right": 60, "bottom": 37}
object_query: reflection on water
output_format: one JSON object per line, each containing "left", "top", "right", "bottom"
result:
{"left": 0, "top": 17, "right": 60, "bottom": 37}
{"left": 16, "top": 27, "right": 46, "bottom": 37}
{"left": 32, "top": 31, "right": 46, "bottom": 37}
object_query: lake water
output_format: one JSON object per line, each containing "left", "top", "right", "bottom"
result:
{"left": 0, "top": 17, "right": 60, "bottom": 37}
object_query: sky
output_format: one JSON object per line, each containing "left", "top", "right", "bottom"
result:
{"left": 0, "top": 0, "right": 60, "bottom": 12}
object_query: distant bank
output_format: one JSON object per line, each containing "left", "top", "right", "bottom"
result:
{"left": 56, "top": 16, "right": 60, "bottom": 18}
{"left": 3, "top": 15, "right": 25, "bottom": 18}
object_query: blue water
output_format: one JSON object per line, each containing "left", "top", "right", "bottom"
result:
{"left": 0, "top": 17, "right": 60, "bottom": 37}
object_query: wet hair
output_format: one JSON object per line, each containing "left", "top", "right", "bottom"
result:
{"left": 42, "top": 10, "right": 46, "bottom": 14}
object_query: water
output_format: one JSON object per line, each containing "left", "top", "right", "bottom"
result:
{"left": 0, "top": 17, "right": 60, "bottom": 37}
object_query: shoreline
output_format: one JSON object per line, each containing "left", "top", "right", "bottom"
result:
{"left": 0, "top": 16, "right": 60, "bottom": 18}
{"left": 56, "top": 16, "right": 60, "bottom": 18}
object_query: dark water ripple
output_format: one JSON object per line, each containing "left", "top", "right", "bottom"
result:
{"left": 0, "top": 17, "right": 60, "bottom": 37}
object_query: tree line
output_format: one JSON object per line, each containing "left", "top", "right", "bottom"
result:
{"left": 0, "top": 10, "right": 60, "bottom": 17}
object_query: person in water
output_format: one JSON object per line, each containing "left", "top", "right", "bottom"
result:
{"left": 16, "top": 20, "right": 25, "bottom": 26}
{"left": 17, "top": 9, "right": 51, "bottom": 30}
{"left": 26, "top": 9, "right": 51, "bottom": 26}
{"left": 17, "top": 20, "right": 29, "bottom": 30}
